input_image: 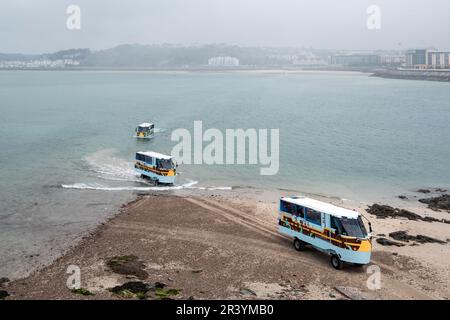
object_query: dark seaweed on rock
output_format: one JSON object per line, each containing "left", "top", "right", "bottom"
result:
{"left": 421, "top": 216, "right": 450, "bottom": 224}
{"left": 0, "top": 277, "right": 9, "bottom": 287}
{"left": 376, "top": 238, "right": 405, "bottom": 247}
{"left": 367, "top": 204, "right": 422, "bottom": 220}
{"left": 110, "top": 281, "right": 178, "bottom": 300}
{"left": 367, "top": 204, "right": 450, "bottom": 224}
{"left": 0, "top": 290, "right": 9, "bottom": 299}
{"left": 71, "top": 288, "right": 94, "bottom": 296}
{"left": 418, "top": 194, "right": 450, "bottom": 212}
{"left": 389, "top": 231, "right": 447, "bottom": 244}
{"left": 110, "top": 282, "right": 151, "bottom": 294}
{"left": 106, "top": 255, "right": 148, "bottom": 279}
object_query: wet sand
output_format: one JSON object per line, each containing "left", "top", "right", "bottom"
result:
{"left": 3, "top": 190, "right": 450, "bottom": 300}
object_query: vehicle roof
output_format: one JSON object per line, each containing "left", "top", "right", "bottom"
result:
{"left": 138, "top": 123, "right": 154, "bottom": 127}
{"left": 136, "top": 151, "right": 173, "bottom": 160}
{"left": 281, "top": 196, "right": 360, "bottom": 219}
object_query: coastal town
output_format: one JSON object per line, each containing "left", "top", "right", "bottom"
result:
{"left": 2, "top": 45, "right": 449, "bottom": 81}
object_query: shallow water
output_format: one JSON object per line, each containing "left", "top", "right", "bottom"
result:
{"left": 0, "top": 70, "right": 449, "bottom": 278}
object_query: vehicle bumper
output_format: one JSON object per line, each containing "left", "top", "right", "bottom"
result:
{"left": 135, "top": 168, "right": 176, "bottom": 184}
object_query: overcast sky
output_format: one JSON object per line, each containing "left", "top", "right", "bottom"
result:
{"left": 1, "top": 0, "right": 449, "bottom": 53}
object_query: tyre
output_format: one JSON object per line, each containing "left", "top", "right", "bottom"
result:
{"left": 331, "top": 255, "right": 344, "bottom": 270}
{"left": 293, "top": 238, "right": 306, "bottom": 251}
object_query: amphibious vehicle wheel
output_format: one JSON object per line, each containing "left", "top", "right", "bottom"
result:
{"left": 331, "top": 255, "right": 344, "bottom": 270}
{"left": 293, "top": 238, "right": 306, "bottom": 251}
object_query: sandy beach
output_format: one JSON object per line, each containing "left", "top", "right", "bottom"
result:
{"left": 2, "top": 188, "right": 449, "bottom": 300}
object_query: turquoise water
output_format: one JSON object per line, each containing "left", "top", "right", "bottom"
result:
{"left": 0, "top": 70, "right": 449, "bottom": 278}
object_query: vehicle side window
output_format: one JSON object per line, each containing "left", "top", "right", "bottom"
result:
{"left": 280, "top": 200, "right": 294, "bottom": 214}
{"left": 295, "top": 205, "right": 305, "bottom": 218}
{"left": 305, "top": 208, "right": 321, "bottom": 225}
{"left": 331, "top": 217, "right": 344, "bottom": 235}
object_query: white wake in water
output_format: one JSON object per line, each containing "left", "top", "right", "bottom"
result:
{"left": 62, "top": 149, "right": 232, "bottom": 192}
{"left": 62, "top": 180, "right": 201, "bottom": 191}
{"left": 84, "top": 149, "right": 141, "bottom": 182}
{"left": 62, "top": 180, "right": 232, "bottom": 191}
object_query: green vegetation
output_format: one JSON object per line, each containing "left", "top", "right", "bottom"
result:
{"left": 110, "top": 281, "right": 149, "bottom": 300}
{"left": 155, "top": 288, "right": 181, "bottom": 299}
{"left": 109, "top": 281, "right": 180, "bottom": 300}
{"left": 0, "top": 290, "right": 10, "bottom": 300}
{"left": 107, "top": 255, "right": 136, "bottom": 266}
{"left": 71, "top": 288, "right": 94, "bottom": 296}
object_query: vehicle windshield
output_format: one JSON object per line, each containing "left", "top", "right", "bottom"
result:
{"left": 157, "top": 159, "right": 174, "bottom": 170}
{"left": 332, "top": 216, "right": 368, "bottom": 238}
{"left": 137, "top": 126, "right": 150, "bottom": 133}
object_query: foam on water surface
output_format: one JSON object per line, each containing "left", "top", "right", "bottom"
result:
{"left": 63, "top": 149, "right": 231, "bottom": 192}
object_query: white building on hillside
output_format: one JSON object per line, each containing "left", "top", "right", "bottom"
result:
{"left": 208, "top": 56, "right": 240, "bottom": 67}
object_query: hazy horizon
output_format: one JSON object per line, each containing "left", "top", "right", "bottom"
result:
{"left": 0, "top": 43, "right": 426, "bottom": 56}
{"left": 1, "top": 0, "right": 450, "bottom": 54}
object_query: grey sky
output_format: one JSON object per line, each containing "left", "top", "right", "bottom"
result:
{"left": 1, "top": 0, "right": 449, "bottom": 53}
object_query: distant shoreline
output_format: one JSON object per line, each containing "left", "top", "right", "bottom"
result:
{"left": 2, "top": 67, "right": 449, "bottom": 82}
{"left": 0, "top": 66, "right": 366, "bottom": 73}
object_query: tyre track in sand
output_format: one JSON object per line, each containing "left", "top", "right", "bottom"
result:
{"left": 186, "top": 196, "right": 437, "bottom": 299}
{"left": 186, "top": 197, "right": 358, "bottom": 273}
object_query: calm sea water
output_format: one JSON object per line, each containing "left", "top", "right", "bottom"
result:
{"left": 1, "top": 70, "right": 449, "bottom": 278}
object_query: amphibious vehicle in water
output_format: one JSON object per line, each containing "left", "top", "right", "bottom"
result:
{"left": 134, "top": 123, "right": 154, "bottom": 139}
{"left": 135, "top": 151, "right": 176, "bottom": 184}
